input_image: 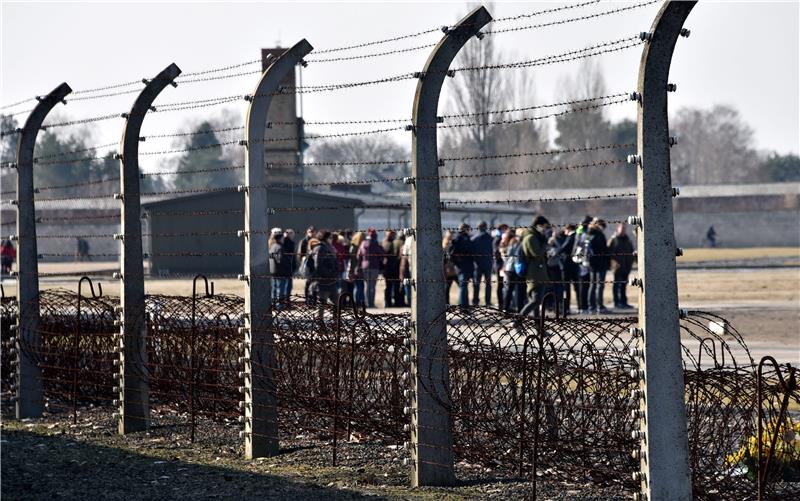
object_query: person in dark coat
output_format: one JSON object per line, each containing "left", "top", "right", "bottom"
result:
{"left": 309, "top": 231, "right": 339, "bottom": 320}
{"left": 608, "top": 223, "right": 635, "bottom": 309}
{"left": 382, "top": 230, "right": 401, "bottom": 307}
{"left": 559, "top": 224, "right": 579, "bottom": 315}
{"left": 587, "top": 218, "right": 610, "bottom": 314}
{"left": 492, "top": 223, "right": 509, "bottom": 308}
{"left": 282, "top": 229, "right": 297, "bottom": 300}
{"left": 299, "top": 226, "right": 316, "bottom": 303}
{"left": 521, "top": 215, "right": 551, "bottom": 316}
{"left": 471, "top": 221, "right": 494, "bottom": 306}
{"left": 269, "top": 229, "right": 292, "bottom": 307}
{"left": 450, "top": 223, "right": 474, "bottom": 307}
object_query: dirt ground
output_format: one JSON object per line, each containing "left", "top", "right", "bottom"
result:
{"left": 2, "top": 251, "right": 797, "bottom": 500}
{"left": 2, "top": 249, "right": 798, "bottom": 362}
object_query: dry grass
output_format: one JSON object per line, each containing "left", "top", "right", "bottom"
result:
{"left": 679, "top": 246, "right": 800, "bottom": 263}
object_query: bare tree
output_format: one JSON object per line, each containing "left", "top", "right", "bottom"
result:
{"left": 670, "top": 104, "right": 759, "bottom": 185}
{"left": 305, "top": 135, "right": 409, "bottom": 193}
{"left": 552, "top": 59, "right": 616, "bottom": 188}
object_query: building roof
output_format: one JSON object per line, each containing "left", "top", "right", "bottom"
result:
{"left": 141, "top": 187, "right": 363, "bottom": 209}
{"left": 439, "top": 182, "right": 800, "bottom": 202}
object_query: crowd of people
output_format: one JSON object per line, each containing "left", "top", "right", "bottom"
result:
{"left": 268, "top": 225, "right": 413, "bottom": 309}
{"left": 445, "top": 215, "right": 636, "bottom": 315}
{"left": 268, "top": 214, "right": 636, "bottom": 316}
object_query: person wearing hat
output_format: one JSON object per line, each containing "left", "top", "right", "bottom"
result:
{"left": 471, "top": 221, "right": 494, "bottom": 307}
{"left": 520, "top": 215, "right": 551, "bottom": 316}
{"left": 449, "top": 222, "right": 475, "bottom": 307}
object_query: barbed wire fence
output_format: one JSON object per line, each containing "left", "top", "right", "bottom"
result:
{"left": 1, "top": 1, "right": 797, "bottom": 499}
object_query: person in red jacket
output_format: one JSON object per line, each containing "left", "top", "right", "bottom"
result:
{"left": 1, "top": 239, "right": 16, "bottom": 276}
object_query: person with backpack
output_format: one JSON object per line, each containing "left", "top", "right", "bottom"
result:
{"left": 357, "top": 228, "right": 383, "bottom": 308}
{"left": 449, "top": 223, "right": 475, "bottom": 307}
{"left": 501, "top": 228, "right": 526, "bottom": 312}
{"left": 608, "top": 222, "right": 635, "bottom": 309}
{"left": 309, "top": 230, "right": 339, "bottom": 318}
{"left": 471, "top": 221, "right": 494, "bottom": 307}
{"left": 520, "top": 216, "right": 551, "bottom": 316}
{"left": 587, "top": 218, "right": 610, "bottom": 314}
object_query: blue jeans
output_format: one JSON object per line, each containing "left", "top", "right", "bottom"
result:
{"left": 272, "top": 278, "right": 288, "bottom": 306}
{"left": 589, "top": 269, "right": 607, "bottom": 310}
{"left": 472, "top": 267, "right": 492, "bottom": 306}
{"left": 363, "top": 268, "right": 379, "bottom": 308}
{"left": 354, "top": 279, "right": 366, "bottom": 306}
{"left": 283, "top": 277, "right": 293, "bottom": 299}
{"left": 456, "top": 270, "right": 471, "bottom": 307}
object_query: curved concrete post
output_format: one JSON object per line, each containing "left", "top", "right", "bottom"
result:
{"left": 14, "top": 83, "right": 72, "bottom": 418}
{"left": 632, "top": 1, "right": 696, "bottom": 499}
{"left": 117, "top": 63, "right": 181, "bottom": 434}
{"left": 409, "top": 6, "right": 492, "bottom": 486}
{"left": 242, "top": 39, "right": 313, "bottom": 459}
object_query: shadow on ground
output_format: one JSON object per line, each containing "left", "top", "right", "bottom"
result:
{"left": 1, "top": 428, "right": 385, "bottom": 501}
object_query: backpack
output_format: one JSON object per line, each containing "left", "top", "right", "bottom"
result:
{"left": 511, "top": 243, "right": 528, "bottom": 276}
{"left": 300, "top": 254, "right": 314, "bottom": 279}
{"left": 571, "top": 233, "right": 592, "bottom": 266}
{"left": 313, "top": 244, "right": 339, "bottom": 279}
{"left": 504, "top": 242, "right": 520, "bottom": 274}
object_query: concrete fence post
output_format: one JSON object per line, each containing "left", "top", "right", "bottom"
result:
{"left": 408, "top": 6, "right": 492, "bottom": 486}
{"left": 116, "top": 63, "right": 181, "bottom": 434}
{"left": 14, "top": 83, "right": 72, "bottom": 419}
{"left": 241, "top": 40, "right": 313, "bottom": 459}
{"left": 630, "top": 1, "right": 696, "bottom": 499}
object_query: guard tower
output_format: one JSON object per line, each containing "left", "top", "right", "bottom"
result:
{"left": 261, "top": 48, "right": 305, "bottom": 186}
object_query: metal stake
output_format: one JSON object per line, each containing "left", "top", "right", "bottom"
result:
{"left": 117, "top": 63, "right": 181, "bottom": 434}
{"left": 409, "top": 6, "right": 492, "bottom": 487}
{"left": 242, "top": 39, "right": 313, "bottom": 458}
{"left": 15, "top": 82, "right": 72, "bottom": 419}
{"left": 634, "top": 1, "right": 696, "bottom": 498}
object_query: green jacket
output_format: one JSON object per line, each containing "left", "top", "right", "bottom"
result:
{"left": 521, "top": 228, "right": 550, "bottom": 284}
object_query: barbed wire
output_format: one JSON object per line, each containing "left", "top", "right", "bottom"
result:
{"left": 442, "top": 191, "right": 637, "bottom": 207}
{"left": 485, "top": 0, "right": 658, "bottom": 36}
{"left": 453, "top": 35, "right": 643, "bottom": 72}
{"left": 0, "top": 0, "right": 638, "bottom": 109}
{"left": 435, "top": 97, "right": 628, "bottom": 129}
{"left": 33, "top": 142, "right": 119, "bottom": 160}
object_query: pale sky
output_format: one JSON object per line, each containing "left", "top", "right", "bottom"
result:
{"left": 1, "top": 0, "right": 798, "bottom": 175}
